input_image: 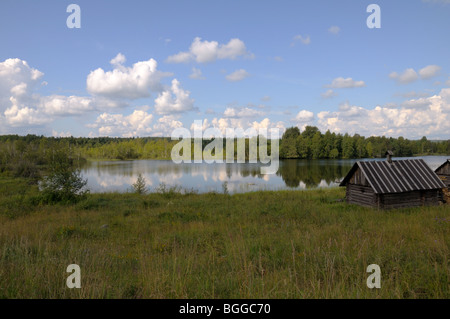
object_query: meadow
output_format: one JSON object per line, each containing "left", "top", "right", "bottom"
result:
{"left": 0, "top": 176, "right": 448, "bottom": 299}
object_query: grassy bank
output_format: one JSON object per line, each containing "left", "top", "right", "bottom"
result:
{"left": 0, "top": 176, "right": 448, "bottom": 298}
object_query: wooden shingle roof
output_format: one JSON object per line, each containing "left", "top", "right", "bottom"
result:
{"left": 340, "top": 159, "right": 445, "bottom": 194}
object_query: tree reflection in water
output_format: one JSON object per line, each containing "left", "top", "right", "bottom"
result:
{"left": 277, "top": 159, "right": 353, "bottom": 188}
{"left": 81, "top": 159, "right": 356, "bottom": 192}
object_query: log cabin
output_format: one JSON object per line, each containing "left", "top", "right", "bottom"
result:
{"left": 435, "top": 159, "right": 450, "bottom": 188}
{"left": 339, "top": 154, "right": 445, "bottom": 209}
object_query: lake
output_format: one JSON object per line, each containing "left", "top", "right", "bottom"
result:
{"left": 80, "top": 156, "right": 449, "bottom": 194}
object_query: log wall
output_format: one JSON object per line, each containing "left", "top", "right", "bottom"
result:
{"left": 437, "top": 174, "right": 450, "bottom": 188}
{"left": 346, "top": 184, "right": 443, "bottom": 209}
{"left": 346, "top": 184, "right": 378, "bottom": 208}
{"left": 379, "top": 190, "right": 442, "bottom": 209}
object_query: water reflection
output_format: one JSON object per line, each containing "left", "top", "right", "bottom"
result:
{"left": 80, "top": 156, "right": 448, "bottom": 194}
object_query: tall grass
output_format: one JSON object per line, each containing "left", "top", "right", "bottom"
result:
{"left": 0, "top": 176, "right": 448, "bottom": 298}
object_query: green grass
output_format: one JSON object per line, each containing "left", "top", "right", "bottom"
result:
{"left": 0, "top": 176, "right": 448, "bottom": 298}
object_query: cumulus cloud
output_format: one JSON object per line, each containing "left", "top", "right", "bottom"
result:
{"left": 225, "top": 69, "right": 250, "bottom": 82}
{"left": 389, "top": 65, "right": 441, "bottom": 84}
{"left": 295, "top": 110, "right": 314, "bottom": 122}
{"left": 328, "top": 26, "right": 340, "bottom": 34}
{"left": 291, "top": 34, "right": 311, "bottom": 46}
{"left": 4, "top": 101, "right": 51, "bottom": 127}
{"left": 223, "top": 106, "right": 265, "bottom": 118}
{"left": 52, "top": 130, "right": 72, "bottom": 137}
{"left": 151, "top": 115, "right": 183, "bottom": 137}
{"left": 0, "top": 58, "right": 102, "bottom": 127}
{"left": 0, "top": 58, "right": 44, "bottom": 109}
{"left": 89, "top": 110, "right": 154, "bottom": 137}
{"left": 189, "top": 67, "right": 205, "bottom": 80}
{"left": 87, "top": 55, "right": 171, "bottom": 99}
{"left": 325, "top": 77, "right": 366, "bottom": 88}
{"left": 110, "top": 53, "right": 126, "bottom": 67}
{"left": 389, "top": 68, "right": 419, "bottom": 84}
{"left": 395, "top": 91, "right": 430, "bottom": 99}
{"left": 166, "top": 37, "right": 252, "bottom": 63}
{"left": 321, "top": 89, "right": 338, "bottom": 99}
{"left": 418, "top": 65, "right": 441, "bottom": 79}
{"left": 316, "top": 89, "right": 450, "bottom": 139}
{"left": 154, "top": 79, "right": 196, "bottom": 115}
{"left": 210, "top": 117, "right": 285, "bottom": 136}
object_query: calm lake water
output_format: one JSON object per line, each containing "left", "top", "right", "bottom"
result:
{"left": 80, "top": 156, "right": 449, "bottom": 194}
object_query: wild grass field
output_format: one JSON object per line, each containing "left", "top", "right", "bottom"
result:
{"left": 0, "top": 176, "right": 448, "bottom": 299}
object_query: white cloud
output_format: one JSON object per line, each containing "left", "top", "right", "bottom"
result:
{"left": 39, "top": 95, "right": 95, "bottom": 116}
{"left": 418, "top": 65, "right": 441, "bottom": 79}
{"left": 166, "top": 51, "right": 192, "bottom": 64}
{"left": 189, "top": 67, "right": 205, "bottom": 80}
{"left": 316, "top": 89, "right": 450, "bottom": 139}
{"left": 151, "top": 115, "right": 183, "bottom": 136}
{"left": 401, "top": 98, "right": 432, "bottom": 109}
{"left": 325, "top": 77, "right": 366, "bottom": 88}
{"left": 210, "top": 117, "right": 285, "bottom": 136}
{"left": 321, "top": 89, "right": 338, "bottom": 99}
{"left": 291, "top": 34, "right": 311, "bottom": 46}
{"left": 166, "top": 37, "right": 252, "bottom": 64}
{"left": 389, "top": 68, "right": 419, "bottom": 84}
{"left": 110, "top": 53, "right": 126, "bottom": 67}
{"left": 154, "top": 79, "right": 195, "bottom": 115}
{"left": 223, "top": 106, "right": 265, "bottom": 118}
{"left": 0, "top": 58, "right": 44, "bottom": 110}
{"left": 390, "top": 65, "right": 442, "bottom": 84}
{"left": 90, "top": 109, "right": 154, "bottom": 137}
{"left": 52, "top": 130, "right": 72, "bottom": 137}
{"left": 396, "top": 91, "right": 430, "bottom": 99}
{"left": 295, "top": 110, "right": 314, "bottom": 122}
{"left": 225, "top": 69, "right": 250, "bottom": 82}
{"left": 87, "top": 55, "right": 171, "bottom": 99}
{"left": 328, "top": 26, "right": 340, "bottom": 34}
{"left": 4, "top": 100, "right": 51, "bottom": 127}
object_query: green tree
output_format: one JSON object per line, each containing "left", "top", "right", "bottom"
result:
{"left": 40, "top": 148, "right": 88, "bottom": 203}
{"left": 366, "top": 141, "right": 374, "bottom": 158}
{"left": 280, "top": 127, "right": 300, "bottom": 158}
{"left": 132, "top": 173, "right": 147, "bottom": 194}
{"left": 342, "top": 134, "right": 356, "bottom": 159}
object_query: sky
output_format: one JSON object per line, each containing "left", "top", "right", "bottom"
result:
{"left": 0, "top": 0, "right": 449, "bottom": 139}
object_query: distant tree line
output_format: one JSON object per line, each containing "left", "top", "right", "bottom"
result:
{"left": 279, "top": 126, "right": 450, "bottom": 159}
{"left": 0, "top": 128, "right": 448, "bottom": 172}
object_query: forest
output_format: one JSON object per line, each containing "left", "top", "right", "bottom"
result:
{"left": 279, "top": 126, "right": 450, "bottom": 159}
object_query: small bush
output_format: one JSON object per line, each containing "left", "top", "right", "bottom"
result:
{"left": 132, "top": 173, "right": 147, "bottom": 195}
{"left": 39, "top": 168, "right": 88, "bottom": 204}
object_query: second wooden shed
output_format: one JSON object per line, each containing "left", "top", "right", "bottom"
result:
{"left": 339, "top": 157, "right": 445, "bottom": 209}
{"left": 435, "top": 159, "right": 450, "bottom": 188}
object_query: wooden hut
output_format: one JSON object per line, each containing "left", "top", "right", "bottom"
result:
{"left": 435, "top": 159, "right": 450, "bottom": 188}
{"left": 339, "top": 155, "right": 445, "bottom": 209}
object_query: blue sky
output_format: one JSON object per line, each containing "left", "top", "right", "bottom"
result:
{"left": 1, "top": 0, "right": 449, "bottom": 139}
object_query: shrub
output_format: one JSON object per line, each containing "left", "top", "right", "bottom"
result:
{"left": 39, "top": 148, "right": 88, "bottom": 203}
{"left": 132, "top": 173, "right": 147, "bottom": 195}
